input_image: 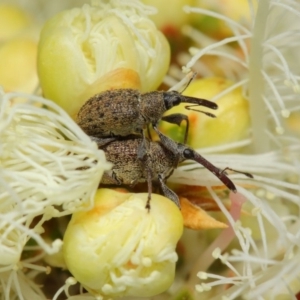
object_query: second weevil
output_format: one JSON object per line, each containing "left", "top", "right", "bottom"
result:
{"left": 95, "top": 130, "right": 252, "bottom": 209}
{"left": 77, "top": 88, "right": 218, "bottom": 144}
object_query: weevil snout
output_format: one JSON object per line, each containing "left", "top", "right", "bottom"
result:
{"left": 180, "top": 145, "right": 238, "bottom": 193}
{"left": 162, "top": 90, "right": 219, "bottom": 118}
{"left": 180, "top": 145, "right": 253, "bottom": 193}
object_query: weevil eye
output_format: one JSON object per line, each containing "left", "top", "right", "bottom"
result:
{"left": 183, "top": 148, "right": 194, "bottom": 159}
{"left": 163, "top": 91, "right": 181, "bottom": 110}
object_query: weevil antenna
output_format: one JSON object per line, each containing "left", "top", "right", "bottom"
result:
{"left": 222, "top": 167, "right": 254, "bottom": 179}
{"left": 184, "top": 105, "right": 217, "bottom": 118}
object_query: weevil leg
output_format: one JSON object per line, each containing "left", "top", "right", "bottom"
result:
{"left": 146, "top": 124, "right": 153, "bottom": 140}
{"left": 145, "top": 166, "right": 153, "bottom": 211}
{"left": 161, "top": 113, "right": 190, "bottom": 144}
{"left": 137, "top": 138, "right": 154, "bottom": 211}
{"left": 158, "top": 174, "right": 181, "bottom": 209}
{"left": 137, "top": 135, "right": 149, "bottom": 161}
{"left": 154, "top": 126, "right": 181, "bottom": 154}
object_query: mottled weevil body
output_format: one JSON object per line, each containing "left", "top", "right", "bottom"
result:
{"left": 77, "top": 88, "right": 218, "bottom": 143}
{"left": 95, "top": 130, "right": 253, "bottom": 209}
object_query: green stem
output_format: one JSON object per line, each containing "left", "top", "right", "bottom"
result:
{"left": 248, "top": 0, "right": 270, "bottom": 153}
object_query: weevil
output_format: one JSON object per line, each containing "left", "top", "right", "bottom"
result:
{"left": 95, "top": 130, "right": 252, "bottom": 209}
{"left": 77, "top": 88, "right": 218, "bottom": 144}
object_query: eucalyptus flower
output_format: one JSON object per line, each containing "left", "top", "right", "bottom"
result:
{"left": 63, "top": 189, "right": 183, "bottom": 298}
{"left": 166, "top": 0, "right": 300, "bottom": 299}
{"left": 0, "top": 89, "right": 110, "bottom": 299}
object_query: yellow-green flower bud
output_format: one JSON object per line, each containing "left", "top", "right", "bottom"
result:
{"left": 287, "top": 111, "right": 300, "bottom": 136}
{"left": 0, "top": 37, "right": 38, "bottom": 93}
{"left": 159, "top": 77, "right": 250, "bottom": 148}
{"left": 63, "top": 188, "right": 183, "bottom": 298}
{"left": 0, "top": 5, "right": 38, "bottom": 94}
{"left": 142, "top": 0, "right": 195, "bottom": 30}
{"left": 0, "top": 4, "right": 32, "bottom": 41}
{"left": 38, "top": 1, "right": 170, "bottom": 119}
{"left": 192, "top": 0, "right": 256, "bottom": 39}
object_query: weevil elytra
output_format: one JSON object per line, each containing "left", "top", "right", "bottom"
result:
{"left": 77, "top": 88, "right": 218, "bottom": 144}
{"left": 94, "top": 130, "right": 253, "bottom": 209}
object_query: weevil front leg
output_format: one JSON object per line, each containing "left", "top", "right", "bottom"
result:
{"left": 153, "top": 126, "right": 182, "bottom": 155}
{"left": 158, "top": 174, "right": 181, "bottom": 209}
{"left": 160, "top": 113, "right": 190, "bottom": 144}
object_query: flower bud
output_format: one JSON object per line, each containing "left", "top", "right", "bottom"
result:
{"left": 0, "top": 37, "right": 38, "bottom": 93}
{"left": 38, "top": 1, "right": 170, "bottom": 119}
{"left": 0, "top": 5, "right": 38, "bottom": 94}
{"left": 159, "top": 77, "right": 250, "bottom": 148}
{"left": 0, "top": 4, "right": 32, "bottom": 41}
{"left": 63, "top": 188, "right": 183, "bottom": 298}
{"left": 142, "top": 0, "right": 194, "bottom": 30}
{"left": 192, "top": 0, "right": 256, "bottom": 39}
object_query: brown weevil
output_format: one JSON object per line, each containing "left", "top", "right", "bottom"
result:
{"left": 77, "top": 88, "right": 218, "bottom": 144}
{"left": 94, "top": 130, "right": 253, "bottom": 209}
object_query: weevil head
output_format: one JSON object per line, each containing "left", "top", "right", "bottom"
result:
{"left": 182, "top": 147, "right": 195, "bottom": 160}
{"left": 173, "top": 143, "right": 192, "bottom": 164}
{"left": 162, "top": 91, "right": 182, "bottom": 110}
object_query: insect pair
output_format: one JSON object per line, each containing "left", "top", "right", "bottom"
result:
{"left": 77, "top": 87, "right": 252, "bottom": 209}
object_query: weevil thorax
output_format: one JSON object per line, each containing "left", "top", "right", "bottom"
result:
{"left": 140, "top": 91, "right": 179, "bottom": 125}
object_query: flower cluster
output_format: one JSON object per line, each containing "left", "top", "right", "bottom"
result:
{"left": 168, "top": 0, "right": 300, "bottom": 299}
{"left": 0, "top": 89, "right": 110, "bottom": 299}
